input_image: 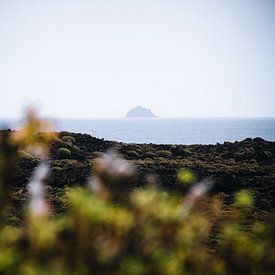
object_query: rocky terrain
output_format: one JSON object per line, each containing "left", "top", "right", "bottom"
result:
{"left": 14, "top": 131, "right": 275, "bottom": 210}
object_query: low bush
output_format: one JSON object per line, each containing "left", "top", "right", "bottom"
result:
{"left": 156, "top": 150, "right": 172, "bottom": 157}
{"left": 61, "top": 135, "right": 76, "bottom": 145}
{"left": 51, "top": 166, "right": 63, "bottom": 173}
{"left": 145, "top": 151, "right": 156, "bottom": 158}
{"left": 72, "top": 145, "right": 80, "bottom": 151}
{"left": 58, "top": 147, "right": 71, "bottom": 159}
{"left": 127, "top": 150, "right": 141, "bottom": 159}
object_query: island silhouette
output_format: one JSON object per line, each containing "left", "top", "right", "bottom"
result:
{"left": 125, "top": 106, "right": 157, "bottom": 118}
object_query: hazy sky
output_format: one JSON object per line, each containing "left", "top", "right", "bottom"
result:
{"left": 0, "top": 0, "right": 274, "bottom": 118}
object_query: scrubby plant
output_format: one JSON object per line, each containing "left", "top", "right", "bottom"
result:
{"left": 51, "top": 166, "right": 63, "bottom": 173}
{"left": 156, "top": 150, "right": 172, "bottom": 157}
{"left": 127, "top": 150, "right": 141, "bottom": 159}
{"left": 72, "top": 145, "right": 80, "bottom": 151}
{"left": 61, "top": 135, "right": 76, "bottom": 145}
{"left": 58, "top": 147, "right": 71, "bottom": 159}
{"left": 144, "top": 151, "right": 156, "bottom": 158}
{"left": 177, "top": 168, "right": 197, "bottom": 185}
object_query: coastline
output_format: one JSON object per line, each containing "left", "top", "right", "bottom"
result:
{"left": 2, "top": 117, "right": 275, "bottom": 145}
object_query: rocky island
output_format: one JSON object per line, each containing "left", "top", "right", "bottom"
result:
{"left": 125, "top": 105, "right": 157, "bottom": 118}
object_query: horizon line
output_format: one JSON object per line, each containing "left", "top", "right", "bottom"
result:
{"left": 1, "top": 116, "right": 275, "bottom": 120}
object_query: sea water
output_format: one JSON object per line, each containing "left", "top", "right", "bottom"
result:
{"left": 1, "top": 118, "right": 275, "bottom": 145}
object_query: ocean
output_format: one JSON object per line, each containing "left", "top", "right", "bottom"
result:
{"left": 1, "top": 118, "right": 275, "bottom": 145}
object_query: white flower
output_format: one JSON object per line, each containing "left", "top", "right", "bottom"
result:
{"left": 27, "top": 162, "right": 49, "bottom": 216}
{"left": 95, "top": 150, "right": 135, "bottom": 179}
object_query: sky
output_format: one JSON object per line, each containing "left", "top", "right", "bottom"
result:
{"left": 0, "top": 0, "right": 274, "bottom": 118}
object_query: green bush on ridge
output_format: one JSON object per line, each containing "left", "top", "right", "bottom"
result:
{"left": 61, "top": 135, "right": 76, "bottom": 145}
{"left": 58, "top": 147, "right": 71, "bottom": 159}
{"left": 156, "top": 150, "right": 172, "bottom": 157}
{"left": 127, "top": 150, "right": 141, "bottom": 159}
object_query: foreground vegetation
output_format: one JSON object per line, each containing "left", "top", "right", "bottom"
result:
{"left": 0, "top": 110, "right": 275, "bottom": 274}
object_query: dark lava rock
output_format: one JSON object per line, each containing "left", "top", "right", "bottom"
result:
{"left": 13, "top": 132, "right": 275, "bottom": 209}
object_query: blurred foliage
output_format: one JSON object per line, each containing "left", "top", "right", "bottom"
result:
{"left": 177, "top": 168, "right": 197, "bottom": 185}
{"left": 0, "top": 110, "right": 274, "bottom": 274}
{"left": 234, "top": 190, "right": 254, "bottom": 207}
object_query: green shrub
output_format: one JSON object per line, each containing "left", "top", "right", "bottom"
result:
{"left": 177, "top": 168, "right": 197, "bottom": 185}
{"left": 58, "top": 147, "right": 71, "bottom": 159}
{"left": 127, "top": 150, "right": 141, "bottom": 159}
{"left": 51, "top": 166, "right": 63, "bottom": 173}
{"left": 61, "top": 135, "right": 76, "bottom": 145}
{"left": 145, "top": 151, "right": 156, "bottom": 158}
{"left": 72, "top": 145, "right": 80, "bottom": 151}
{"left": 156, "top": 150, "right": 172, "bottom": 157}
{"left": 54, "top": 138, "right": 66, "bottom": 146}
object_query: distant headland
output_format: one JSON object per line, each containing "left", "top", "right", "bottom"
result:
{"left": 125, "top": 106, "right": 157, "bottom": 118}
